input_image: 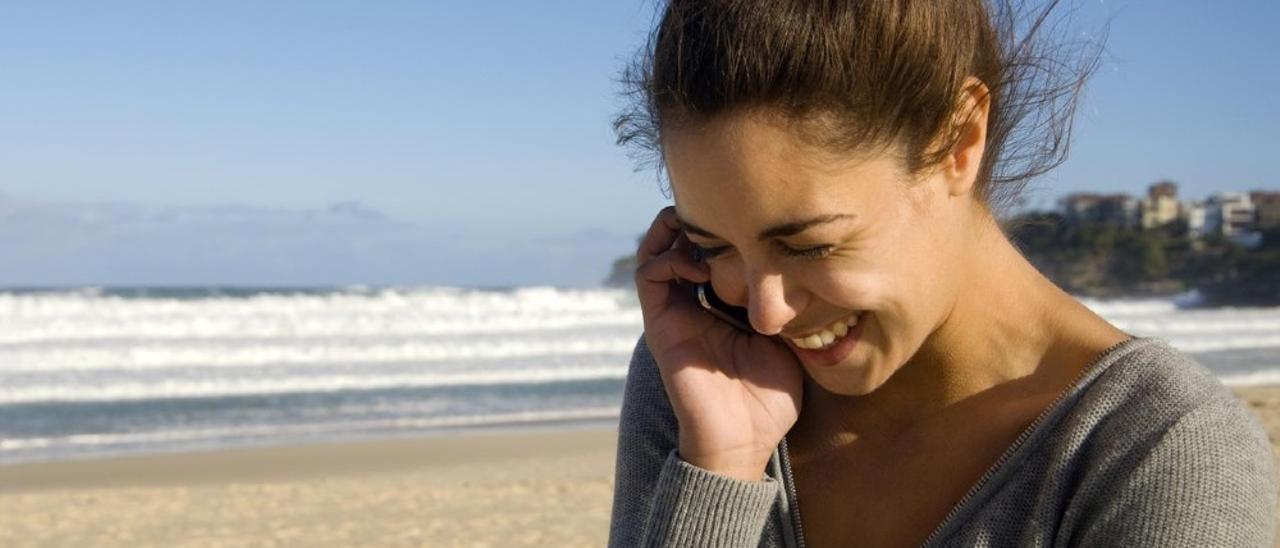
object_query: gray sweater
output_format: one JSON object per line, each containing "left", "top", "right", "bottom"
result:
{"left": 607, "top": 335, "right": 1278, "bottom": 547}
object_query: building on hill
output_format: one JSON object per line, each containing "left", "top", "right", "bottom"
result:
{"left": 1060, "top": 192, "right": 1138, "bottom": 229}
{"left": 1180, "top": 200, "right": 1207, "bottom": 237}
{"left": 1251, "top": 190, "right": 1280, "bottom": 229}
{"left": 1204, "top": 192, "right": 1256, "bottom": 238}
{"left": 1056, "top": 184, "right": 1276, "bottom": 241}
{"left": 1139, "top": 180, "right": 1180, "bottom": 229}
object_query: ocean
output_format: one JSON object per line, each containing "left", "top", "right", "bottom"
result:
{"left": 1, "top": 286, "right": 1277, "bottom": 465}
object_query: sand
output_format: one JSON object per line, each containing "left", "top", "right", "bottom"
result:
{"left": 0, "top": 427, "right": 619, "bottom": 548}
{"left": 4, "top": 387, "right": 1280, "bottom": 548}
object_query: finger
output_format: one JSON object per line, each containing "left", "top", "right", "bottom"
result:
{"left": 635, "top": 246, "right": 711, "bottom": 287}
{"left": 634, "top": 247, "right": 712, "bottom": 316}
{"left": 636, "top": 206, "right": 682, "bottom": 264}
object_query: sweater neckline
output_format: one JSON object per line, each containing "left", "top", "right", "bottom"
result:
{"left": 773, "top": 335, "right": 1154, "bottom": 548}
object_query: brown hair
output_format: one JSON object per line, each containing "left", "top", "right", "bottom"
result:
{"left": 614, "top": 0, "right": 1108, "bottom": 218}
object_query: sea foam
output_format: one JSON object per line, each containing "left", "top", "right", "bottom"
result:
{"left": 2, "top": 287, "right": 1276, "bottom": 464}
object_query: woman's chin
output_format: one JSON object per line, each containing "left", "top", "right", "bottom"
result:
{"left": 804, "top": 359, "right": 882, "bottom": 397}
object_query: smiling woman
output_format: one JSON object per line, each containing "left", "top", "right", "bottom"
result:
{"left": 606, "top": 1, "right": 1277, "bottom": 547}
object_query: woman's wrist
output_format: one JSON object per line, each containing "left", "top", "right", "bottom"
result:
{"left": 677, "top": 447, "right": 771, "bottom": 481}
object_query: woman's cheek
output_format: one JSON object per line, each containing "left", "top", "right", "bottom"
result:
{"left": 810, "top": 267, "right": 884, "bottom": 311}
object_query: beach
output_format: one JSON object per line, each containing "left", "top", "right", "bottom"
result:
{"left": 2, "top": 387, "right": 1278, "bottom": 547}
{"left": 0, "top": 427, "right": 619, "bottom": 548}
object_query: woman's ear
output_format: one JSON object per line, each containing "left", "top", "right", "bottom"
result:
{"left": 941, "top": 77, "right": 991, "bottom": 198}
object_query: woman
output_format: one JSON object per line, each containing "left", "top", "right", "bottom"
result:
{"left": 606, "top": 1, "right": 1277, "bottom": 547}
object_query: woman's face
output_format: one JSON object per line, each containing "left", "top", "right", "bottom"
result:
{"left": 663, "top": 110, "right": 977, "bottom": 396}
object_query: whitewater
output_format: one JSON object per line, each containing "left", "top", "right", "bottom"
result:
{"left": 1, "top": 286, "right": 1276, "bottom": 464}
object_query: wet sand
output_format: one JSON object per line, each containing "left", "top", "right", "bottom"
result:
{"left": 3, "top": 387, "right": 1279, "bottom": 547}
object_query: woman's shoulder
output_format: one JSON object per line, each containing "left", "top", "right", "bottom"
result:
{"left": 618, "top": 334, "right": 679, "bottom": 438}
{"left": 1072, "top": 336, "right": 1265, "bottom": 436}
{"left": 1046, "top": 336, "right": 1278, "bottom": 545}
{"left": 1054, "top": 336, "right": 1274, "bottom": 483}
{"left": 622, "top": 334, "right": 665, "bottom": 402}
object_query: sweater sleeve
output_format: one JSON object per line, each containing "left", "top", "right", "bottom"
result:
{"left": 1067, "top": 393, "right": 1278, "bottom": 547}
{"left": 607, "top": 335, "right": 782, "bottom": 548}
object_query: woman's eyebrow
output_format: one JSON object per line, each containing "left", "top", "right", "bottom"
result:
{"left": 679, "top": 213, "right": 856, "bottom": 241}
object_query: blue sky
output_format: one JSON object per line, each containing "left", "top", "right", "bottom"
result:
{"left": 1, "top": 1, "right": 1277, "bottom": 287}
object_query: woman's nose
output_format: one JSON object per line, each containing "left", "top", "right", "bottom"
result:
{"left": 745, "top": 271, "right": 797, "bottom": 336}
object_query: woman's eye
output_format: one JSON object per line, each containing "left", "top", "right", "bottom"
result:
{"left": 689, "top": 242, "right": 831, "bottom": 261}
{"left": 782, "top": 245, "right": 833, "bottom": 260}
{"left": 689, "top": 243, "right": 730, "bottom": 261}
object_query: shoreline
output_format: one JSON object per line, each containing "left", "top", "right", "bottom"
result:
{"left": 0, "top": 416, "right": 620, "bottom": 471}
{"left": 0, "top": 423, "right": 620, "bottom": 493}
{"left": 6, "top": 382, "right": 1277, "bottom": 480}
{"left": 3, "top": 387, "right": 1278, "bottom": 547}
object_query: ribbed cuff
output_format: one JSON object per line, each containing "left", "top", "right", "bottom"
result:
{"left": 642, "top": 448, "right": 781, "bottom": 547}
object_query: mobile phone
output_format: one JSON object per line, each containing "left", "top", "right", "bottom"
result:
{"left": 695, "top": 282, "right": 757, "bottom": 334}
{"left": 681, "top": 229, "right": 756, "bottom": 333}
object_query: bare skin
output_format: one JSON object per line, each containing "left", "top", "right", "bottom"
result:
{"left": 633, "top": 81, "right": 1131, "bottom": 545}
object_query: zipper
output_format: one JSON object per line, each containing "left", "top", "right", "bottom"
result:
{"left": 916, "top": 335, "right": 1143, "bottom": 547}
{"left": 778, "top": 434, "right": 806, "bottom": 548}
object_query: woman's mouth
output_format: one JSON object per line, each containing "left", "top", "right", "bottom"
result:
{"left": 786, "top": 311, "right": 864, "bottom": 349}
{"left": 782, "top": 311, "right": 869, "bottom": 368}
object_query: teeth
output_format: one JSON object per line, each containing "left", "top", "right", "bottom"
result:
{"left": 819, "top": 330, "right": 835, "bottom": 345}
{"left": 790, "top": 311, "right": 863, "bottom": 349}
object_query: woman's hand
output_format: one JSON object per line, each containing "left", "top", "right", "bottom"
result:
{"left": 634, "top": 206, "right": 805, "bottom": 481}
